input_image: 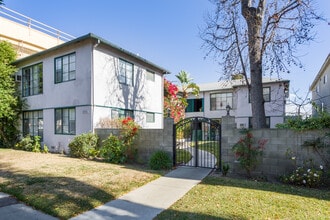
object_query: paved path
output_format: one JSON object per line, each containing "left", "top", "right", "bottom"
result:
{"left": 183, "top": 146, "right": 217, "bottom": 168}
{"left": 0, "top": 192, "right": 57, "bottom": 220}
{"left": 0, "top": 166, "right": 212, "bottom": 220}
{"left": 70, "top": 166, "right": 212, "bottom": 220}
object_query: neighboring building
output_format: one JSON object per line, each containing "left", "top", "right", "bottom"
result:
{"left": 13, "top": 33, "right": 169, "bottom": 152}
{"left": 185, "top": 79, "right": 289, "bottom": 128}
{"left": 0, "top": 6, "right": 74, "bottom": 58}
{"left": 310, "top": 54, "right": 330, "bottom": 115}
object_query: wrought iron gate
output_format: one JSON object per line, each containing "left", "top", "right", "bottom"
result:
{"left": 173, "top": 117, "right": 221, "bottom": 169}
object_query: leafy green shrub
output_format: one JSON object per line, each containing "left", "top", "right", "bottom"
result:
{"left": 100, "top": 134, "right": 126, "bottom": 163}
{"left": 149, "top": 150, "right": 172, "bottom": 170}
{"left": 281, "top": 165, "right": 324, "bottom": 188}
{"left": 232, "top": 129, "right": 267, "bottom": 177}
{"left": 222, "top": 163, "right": 230, "bottom": 176}
{"left": 15, "top": 135, "right": 41, "bottom": 152}
{"left": 42, "top": 144, "right": 49, "bottom": 153}
{"left": 31, "top": 136, "right": 41, "bottom": 152}
{"left": 281, "top": 150, "right": 327, "bottom": 188}
{"left": 276, "top": 108, "right": 330, "bottom": 131}
{"left": 68, "top": 133, "right": 99, "bottom": 158}
{"left": 15, "top": 135, "right": 33, "bottom": 151}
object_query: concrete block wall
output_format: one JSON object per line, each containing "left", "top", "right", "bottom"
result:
{"left": 221, "top": 116, "right": 330, "bottom": 178}
{"left": 95, "top": 118, "right": 174, "bottom": 163}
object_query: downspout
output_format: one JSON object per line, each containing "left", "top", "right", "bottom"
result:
{"left": 91, "top": 39, "right": 100, "bottom": 133}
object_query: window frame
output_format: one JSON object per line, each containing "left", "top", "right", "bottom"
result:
{"left": 55, "top": 107, "right": 76, "bottom": 135}
{"left": 119, "top": 59, "right": 134, "bottom": 86}
{"left": 186, "top": 98, "right": 204, "bottom": 112}
{"left": 249, "top": 117, "right": 270, "bottom": 128}
{"left": 111, "top": 109, "right": 134, "bottom": 119}
{"left": 324, "top": 75, "right": 328, "bottom": 84}
{"left": 54, "top": 53, "right": 76, "bottom": 83}
{"left": 146, "top": 112, "right": 155, "bottom": 123}
{"left": 146, "top": 70, "right": 155, "bottom": 82}
{"left": 248, "top": 87, "right": 271, "bottom": 103}
{"left": 23, "top": 110, "right": 43, "bottom": 140}
{"left": 210, "top": 92, "right": 233, "bottom": 111}
{"left": 22, "top": 63, "right": 43, "bottom": 97}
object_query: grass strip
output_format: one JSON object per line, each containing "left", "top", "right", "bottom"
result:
{"left": 155, "top": 176, "right": 330, "bottom": 220}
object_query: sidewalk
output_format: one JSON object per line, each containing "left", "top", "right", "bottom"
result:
{"left": 0, "top": 166, "right": 211, "bottom": 220}
{"left": 70, "top": 166, "right": 212, "bottom": 220}
{"left": 0, "top": 192, "right": 57, "bottom": 220}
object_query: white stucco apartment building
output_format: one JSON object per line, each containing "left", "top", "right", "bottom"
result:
{"left": 310, "top": 54, "right": 330, "bottom": 115}
{"left": 13, "top": 33, "right": 169, "bottom": 152}
{"left": 185, "top": 79, "right": 289, "bottom": 128}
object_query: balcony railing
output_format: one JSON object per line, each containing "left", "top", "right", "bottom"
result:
{"left": 0, "top": 6, "right": 75, "bottom": 42}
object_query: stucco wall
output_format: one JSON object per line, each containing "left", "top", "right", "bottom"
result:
{"left": 221, "top": 116, "right": 329, "bottom": 178}
{"left": 16, "top": 42, "right": 94, "bottom": 151}
{"left": 92, "top": 46, "right": 164, "bottom": 129}
{"left": 311, "top": 61, "right": 330, "bottom": 115}
{"left": 186, "top": 81, "right": 286, "bottom": 128}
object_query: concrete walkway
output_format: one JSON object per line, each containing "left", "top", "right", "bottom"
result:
{"left": 0, "top": 166, "right": 211, "bottom": 220}
{"left": 0, "top": 192, "right": 57, "bottom": 220}
{"left": 70, "top": 166, "right": 212, "bottom": 220}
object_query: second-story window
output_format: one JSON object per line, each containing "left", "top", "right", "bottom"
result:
{"left": 210, "top": 92, "right": 232, "bottom": 110}
{"left": 248, "top": 87, "right": 271, "bottom": 103}
{"left": 263, "top": 87, "right": 271, "bottom": 102}
{"left": 22, "top": 63, "right": 43, "bottom": 97}
{"left": 186, "top": 98, "right": 204, "bottom": 112}
{"left": 55, "top": 53, "right": 76, "bottom": 83}
{"left": 119, "top": 59, "right": 133, "bottom": 86}
{"left": 146, "top": 70, "right": 155, "bottom": 81}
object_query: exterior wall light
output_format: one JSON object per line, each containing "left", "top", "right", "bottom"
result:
{"left": 226, "top": 104, "right": 231, "bottom": 116}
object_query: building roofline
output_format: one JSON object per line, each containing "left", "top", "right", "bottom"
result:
{"left": 13, "top": 33, "right": 170, "bottom": 74}
{"left": 309, "top": 53, "right": 330, "bottom": 91}
{"left": 197, "top": 78, "right": 289, "bottom": 92}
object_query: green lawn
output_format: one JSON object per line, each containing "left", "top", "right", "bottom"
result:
{"left": 155, "top": 176, "right": 330, "bottom": 220}
{"left": 176, "top": 148, "right": 192, "bottom": 165}
{"left": 0, "top": 149, "right": 163, "bottom": 219}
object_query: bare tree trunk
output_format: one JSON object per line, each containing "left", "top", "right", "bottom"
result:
{"left": 241, "top": 0, "right": 266, "bottom": 128}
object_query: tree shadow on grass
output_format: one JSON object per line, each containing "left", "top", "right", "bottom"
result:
{"left": 154, "top": 208, "right": 247, "bottom": 220}
{"left": 0, "top": 170, "right": 114, "bottom": 219}
{"left": 203, "top": 175, "right": 330, "bottom": 201}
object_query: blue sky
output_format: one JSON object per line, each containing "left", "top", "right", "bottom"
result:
{"left": 3, "top": 0, "right": 330, "bottom": 99}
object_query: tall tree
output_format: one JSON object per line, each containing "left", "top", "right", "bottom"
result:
{"left": 201, "top": 0, "right": 321, "bottom": 128}
{"left": 0, "top": 41, "right": 20, "bottom": 147}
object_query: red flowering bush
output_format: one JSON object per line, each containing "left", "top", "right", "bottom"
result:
{"left": 232, "top": 129, "right": 267, "bottom": 177}
{"left": 164, "top": 79, "right": 186, "bottom": 123}
{"left": 120, "top": 117, "right": 140, "bottom": 146}
{"left": 99, "top": 117, "right": 140, "bottom": 163}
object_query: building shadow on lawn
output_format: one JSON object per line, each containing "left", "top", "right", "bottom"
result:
{"left": 0, "top": 169, "right": 114, "bottom": 219}
{"left": 202, "top": 175, "right": 330, "bottom": 201}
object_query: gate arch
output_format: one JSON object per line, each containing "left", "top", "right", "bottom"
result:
{"left": 173, "top": 117, "right": 221, "bottom": 169}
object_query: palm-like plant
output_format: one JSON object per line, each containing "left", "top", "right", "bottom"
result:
{"left": 175, "top": 71, "right": 200, "bottom": 105}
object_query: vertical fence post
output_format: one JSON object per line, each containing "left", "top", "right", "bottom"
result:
{"left": 218, "top": 124, "right": 222, "bottom": 171}
{"left": 193, "top": 117, "right": 199, "bottom": 167}
{"left": 173, "top": 123, "right": 177, "bottom": 167}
